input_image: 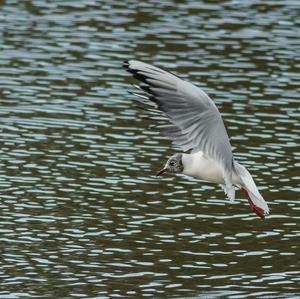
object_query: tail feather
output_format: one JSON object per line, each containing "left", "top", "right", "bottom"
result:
{"left": 234, "top": 161, "right": 269, "bottom": 219}
{"left": 220, "top": 184, "right": 236, "bottom": 202}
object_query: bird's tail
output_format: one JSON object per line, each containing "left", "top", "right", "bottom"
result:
{"left": 234, "top": 161, "right": 269, "bottom": 219}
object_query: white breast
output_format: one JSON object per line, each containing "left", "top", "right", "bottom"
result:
{"left": 182, "top": 151, "right": 242, "bottom": 185}
{"left": 182, "top": 151, "right": 226, "bottom": 184}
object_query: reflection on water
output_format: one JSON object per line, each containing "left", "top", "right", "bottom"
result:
{"left": 0, "top": 0, "right": 299, "bottom": 298}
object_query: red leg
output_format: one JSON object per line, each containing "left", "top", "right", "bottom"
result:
{"left": 240, "top": 188, "right": 265, "bottom": 220}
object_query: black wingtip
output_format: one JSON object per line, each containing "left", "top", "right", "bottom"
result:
{"left": 123, "top": 60, "right": 130, "bottom": 69}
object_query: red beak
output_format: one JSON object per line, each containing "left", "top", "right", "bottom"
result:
{"left": 156, "top": 168, "right": 168, "bottom": 176}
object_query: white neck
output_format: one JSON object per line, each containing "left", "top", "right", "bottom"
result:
{"left": 182, "top": 151, "right": 225, "bottom": 184}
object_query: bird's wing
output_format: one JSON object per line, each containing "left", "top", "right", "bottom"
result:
{"left": 124, "top": 60, "right": 234, "bottom": 190}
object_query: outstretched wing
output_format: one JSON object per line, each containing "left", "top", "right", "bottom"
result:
{"left": 124, "top": 60, "right": 234, "bottom": 190}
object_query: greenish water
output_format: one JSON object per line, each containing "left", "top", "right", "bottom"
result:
{"left": 0, "top": 1, "right": 299, "bottom": 298}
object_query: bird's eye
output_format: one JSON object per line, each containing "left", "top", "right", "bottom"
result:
{"left": 169, "top": 160, "right": 175, "bottom": 166}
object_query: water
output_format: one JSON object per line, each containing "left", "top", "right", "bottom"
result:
{"left": 0, "top": 0, "right": 299, "bottom": 298}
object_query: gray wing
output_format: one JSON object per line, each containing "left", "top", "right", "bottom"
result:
{"left": 124, "top": 60, "right": 234, "bottom": 187}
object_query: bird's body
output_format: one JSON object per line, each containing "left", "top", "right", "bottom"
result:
{"left": 182, "top": 151, "right": 237, "bottom": 185}
{"left": 124, "top": 60, "right": 270, "bottom": 219}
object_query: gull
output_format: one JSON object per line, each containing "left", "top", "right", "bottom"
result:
{"left": 124, "top": 60, "right": 269, "bottom": 219}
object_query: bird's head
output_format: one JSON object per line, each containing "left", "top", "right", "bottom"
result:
{"left": 156, "top": 153, "right": 184, "bottom": 176}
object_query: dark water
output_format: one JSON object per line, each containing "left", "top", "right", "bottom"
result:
{"left": 0, "top": 0, "right": 299, "bottom": 298}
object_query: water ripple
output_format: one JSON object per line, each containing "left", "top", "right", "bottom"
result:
{"left": 0, "top": 0, "right": 299, "bottom": 298}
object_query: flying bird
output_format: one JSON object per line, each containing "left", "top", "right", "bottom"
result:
{"left": 124, "top": 60, "right": 269, "bottom": 219}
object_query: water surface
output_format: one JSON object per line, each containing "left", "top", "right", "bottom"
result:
{"left": 0, "top": 0, "right": 299, "bottom": 298}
